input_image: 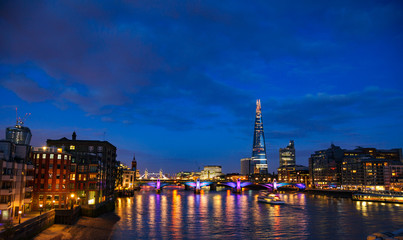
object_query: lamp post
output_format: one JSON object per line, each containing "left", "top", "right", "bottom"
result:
{"left": 39, "top": 204, "right": 43, "bottom": 215}
{"left": 70, "top": 193, "right": 75, "bottom": 209}
{"left": 18, "top": 210, "right": 22, "bottom": 224}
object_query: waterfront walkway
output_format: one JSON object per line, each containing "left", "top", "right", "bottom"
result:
{"left": 34, "top": 212, "right": 120, "bottom": 240}
{"left": 0, "top": 210, "right": 42, "bottom": 231}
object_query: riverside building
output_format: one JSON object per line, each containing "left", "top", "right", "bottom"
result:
{"left": 341, "top": 147, "right": 403, "bottom": 190}
{"left": 30, "top": 147, "right": 72, "bottom": 210}
{"left": 47, "top": 132, "right": 117, "bottom": 206}
{"left": 309, "top": 144, "right": 344, "bottom": 188}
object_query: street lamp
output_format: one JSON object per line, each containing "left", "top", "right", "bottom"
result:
{"left": 70, "top": 193, "right": 75, "bottom": 209}
{"left": 53, "top": 200, "right": 56, "bottom": 209}
{"left": 39, "top": 204, "right": 43, "bottom": 215}
{"left": 18, "top": 210, "right": 22, "bottom": 224}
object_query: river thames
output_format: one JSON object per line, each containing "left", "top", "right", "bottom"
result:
{"left": 111, "top": 188, "right": 403, "bottom": 239}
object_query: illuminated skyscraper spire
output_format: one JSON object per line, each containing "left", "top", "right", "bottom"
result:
{"left": 251, "top": 99, "right": 268, "bottom": 174}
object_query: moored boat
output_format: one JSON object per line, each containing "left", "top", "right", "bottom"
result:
{"left": 352, "top": 190, "right": 403, "bottom": 203}
{"left": 257, "top": 191, "right": 285, "bottom": 205}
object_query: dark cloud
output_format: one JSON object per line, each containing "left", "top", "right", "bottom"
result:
{"left": 1, "top": 73, "right": 53, "bottom": 102}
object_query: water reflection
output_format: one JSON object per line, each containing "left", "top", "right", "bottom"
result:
{"left": 112, "top": 190, "right": 403, "bottom": 240}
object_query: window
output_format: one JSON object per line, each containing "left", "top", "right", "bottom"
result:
{"left": 89, "top": 166, "right": 97, "bottom": 172}
{"left": 70, "top": 145, "right": 75, "bottom": 150}
{"left": 54, "top": 195, "right": 59, "bottom": 200}
{"left": 39, "top": 195, "right": 44, "bottom": 200}
{"left": 50, "top": 154, "right": 54, "bottom": 159}
{"left": 57, "top": 154, "right": 62, "bottom": 160}
{"left": 49, "top": 164, "right": 53, "bottom": 169}
{"left": 70, "top": 174, "right": 75, "bottom": 180}
{"left": 71, "top": 165, "right": 76, "bottom": 172}
{"left": 56, "top": 174, "right": 60, "bottom": 179}
{"left": 62, "top": 184, "right": 66, "bottom": 189}
{"left": 48, "top": 184, "right": 52, "bottom": 189}
{"left": 97, "top": 146, "right": 103, "bottom": 152}
{"left": 40, "top": 184, "right": 44, "bottom": 189}
{"left": 56, "top": 184, "right": 59, "bottom": 189}
{"left": 89, "top": 146, "right": 94, "bottom": 152}
{"left": 64, "top": 155, "right": 67, "bottom": 160}
{"left": 42, "top": 154, "right": 46, "bottom": 159}
{"left": 57, "top": 164, "right": 61, "bottom": 169}
{"left": 41, "top": 174, "right": 45, "bottom": 178}
{"left": 47, "top": 195, "right": 52, "bottom": 200}
{"left": 49, "top": 173, "right": 53, "bottom": 178}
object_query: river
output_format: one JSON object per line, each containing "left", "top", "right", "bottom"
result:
{"left": 111, "top": 188, "right": 403, "bottom": 239}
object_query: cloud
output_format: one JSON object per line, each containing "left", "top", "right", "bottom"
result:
{"left": 1, "top": 73, "right": 53, "bottom": 102}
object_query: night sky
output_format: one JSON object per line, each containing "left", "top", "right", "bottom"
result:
{"left": 1, "top": 1, "right": 402, "bottom": 174}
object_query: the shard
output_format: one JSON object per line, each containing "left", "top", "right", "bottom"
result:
{"left": 251, "top": 99, "right": 268, "bottom": 174}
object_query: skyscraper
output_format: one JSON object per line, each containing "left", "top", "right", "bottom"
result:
{"left": 251, "top": 99, "right": 268, "bottom": 174}
{"left": 279, "top": 140, "right": 296, "bottom": 167}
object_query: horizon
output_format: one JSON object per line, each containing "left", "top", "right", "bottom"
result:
{"left": 1, "top": 1, "right": 402, "bottom": 174}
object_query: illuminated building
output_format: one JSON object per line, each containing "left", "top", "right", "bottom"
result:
{"left": 279, "top": 140, "right": 295, "bottom": 167}
{"left": 47, "top": 132, "right": 117, "bottom": 206}
{"left": 341, "top": 147, "right": 403, "bottom": 190}
{"left": 251, "top": 99, "right": 268, "bottom": 175}
{"left": 30, "top": 147, "right": 71, "bottom": 210}
{"left": 277, "top": 165, "right": 309, "bottom": 185}
{"left": 240, "top": 158, "right": 252, "bottom": 175}
{"left": 116, "top": 164, "right": 136, "bottom": 190}
{"left": 0, "top": 121, "right": 34, "bottom": 222}
{"left": 200, "top": 165, "right": 223, "bottom": 180}
{"left": 309, "top": 144, "right": 344, "bottom": 188}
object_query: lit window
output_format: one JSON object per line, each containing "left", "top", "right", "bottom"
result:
{"left": 57, "top": 154, "right": 62, "bottom": 160}
{"left": 70, "top": 145, "right": 75, "bottom": 150}
{"left": 64, "top": 155, "right": 67, "bottom": 160}
{"left": 50, "top": 154, "right": 54, "bottom": 159}
{"left": 42, "top": 154, "right": 46, "bottom": 159}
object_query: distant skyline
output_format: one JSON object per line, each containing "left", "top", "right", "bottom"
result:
{"left": 1, "top": 1, "right": 402, "bottom": 174}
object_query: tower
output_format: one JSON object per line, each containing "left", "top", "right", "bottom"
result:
{"left": 279, "top": 140, "right": 296, "bottom": 167}
{"left": 251, "top": 99, "right": 268, "bottom": 174}
{"left": 131, "top": 154, "right": 137, "bottom": 171}
{"left": 6, "top": 110, "right": 32, "bottom": 145}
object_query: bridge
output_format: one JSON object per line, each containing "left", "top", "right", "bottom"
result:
{"left": 138, "top": 178, "right": 306, "bottom": 194}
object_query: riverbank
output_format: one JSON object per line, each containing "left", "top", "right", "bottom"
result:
{"left": 33, "top": 212, "right": 120, "bottom": 240}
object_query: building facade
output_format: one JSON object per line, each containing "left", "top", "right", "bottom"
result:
{"left": 279, "top": 140, "right": 295, "bottom": 167}
{"left": 309, "top": 144, "right": 344, "bottom": 188}
{"left": 200, "top": 166, "right": 223, "bottom": 180}
{"left": 277, "top": 165, "right": 309, "bottom": 185}
{"left": 0, "top": 122, "right": 33, "bottom": 222}
{"left": 30, "top": 147, "right": 72, "bottom": 210}
{"left": 341, "top": 147, "right": 403, "bottom": 190}
{"left": 240, "top": 158, "right": 252, "bottom": 175}
{"left": 251, "top": 99, "right": 268, "bottom": 175}
{"left": 47, "top": 132, "right": 117, "bottom": 206}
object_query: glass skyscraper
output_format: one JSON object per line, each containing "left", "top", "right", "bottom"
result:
{"left": 251, "top": 99, "right": 268, "bottom": 174}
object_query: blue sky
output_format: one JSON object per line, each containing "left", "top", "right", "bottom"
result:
{"left": 1, "top": 1, "right": 402, "bottom": 174}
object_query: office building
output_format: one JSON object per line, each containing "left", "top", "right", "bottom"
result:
{"left": 309, "top": 144, "right": 344, "bottom": 188}
{"left": 240, "top": 158, "right": 252, "bottom": 175}
{"left": 279, "top": 140, "right": 295, "bottom": 167}
{"left": 251, "top": 99, "right": 268, "bottom": 175}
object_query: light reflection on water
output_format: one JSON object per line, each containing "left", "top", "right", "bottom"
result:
{"left": 112, "top": 190, "right": 403, "bottom": 239}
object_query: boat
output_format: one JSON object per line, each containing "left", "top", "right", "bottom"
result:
{"left": 257, "top": 191, "right": 285, "bottom": 205}
{"left": 352, "top": 190, "right": 403, "bottom": 203}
